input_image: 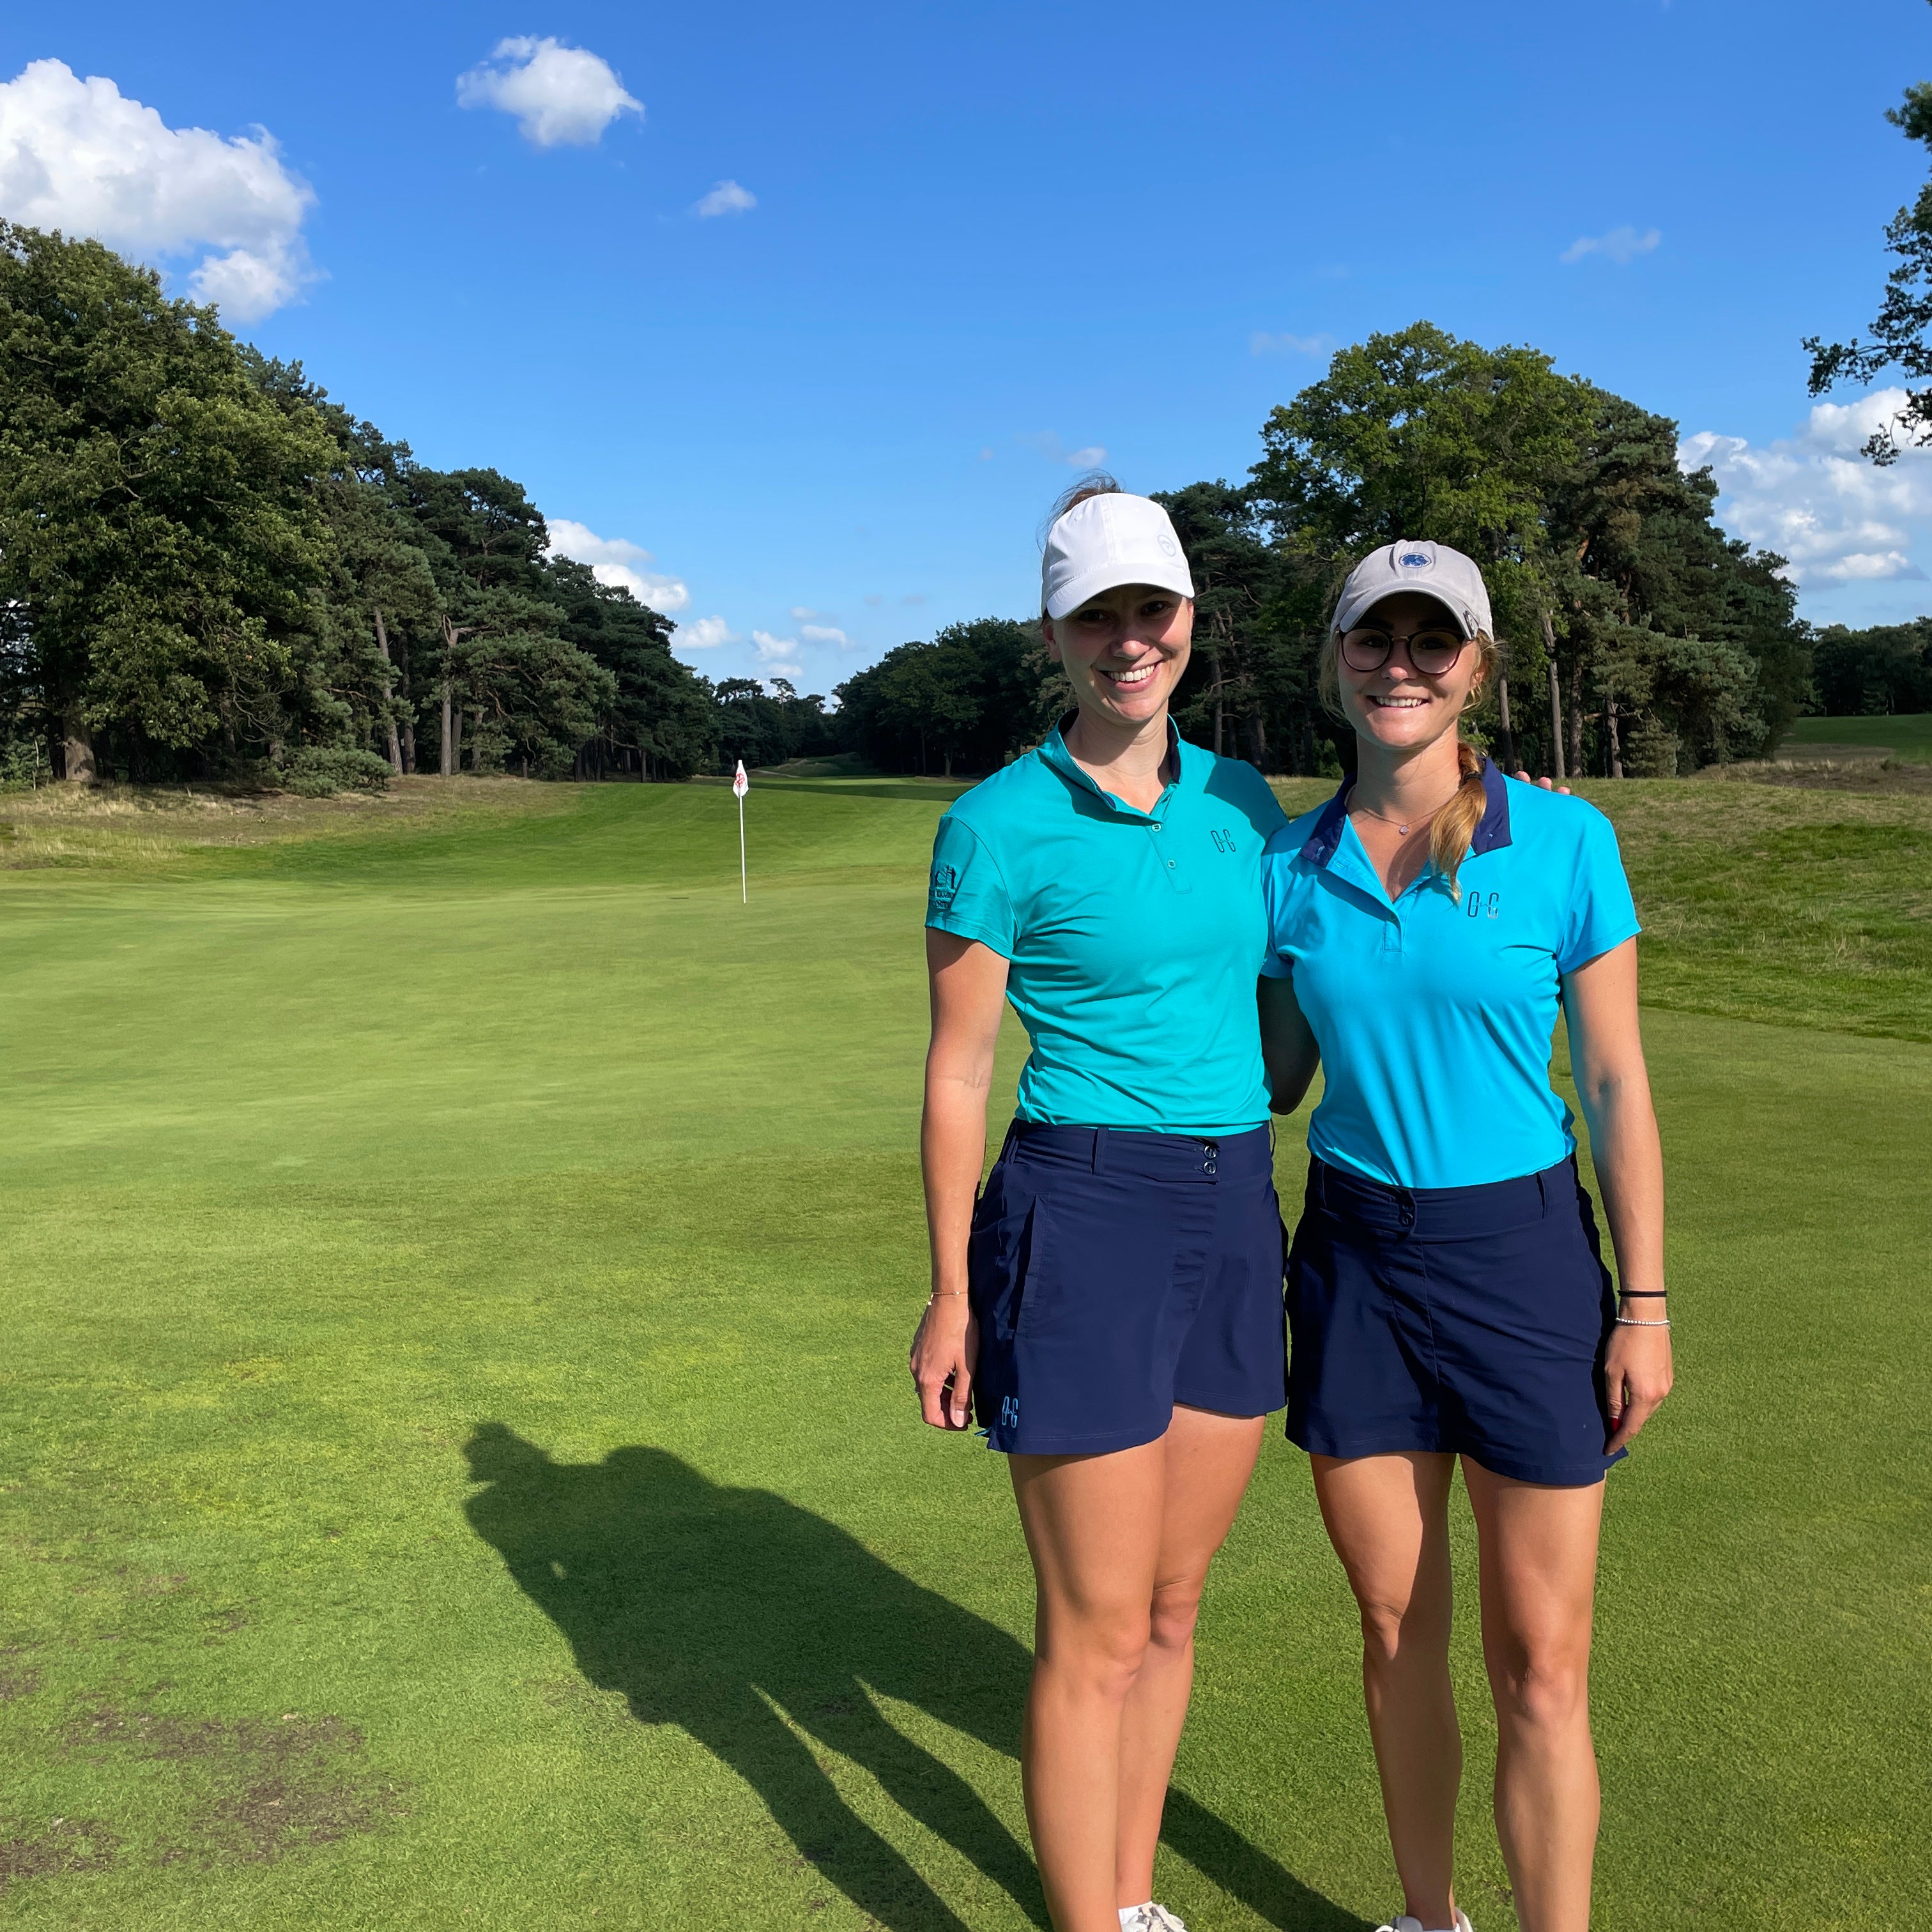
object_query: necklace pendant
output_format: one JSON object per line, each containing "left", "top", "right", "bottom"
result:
{"left": 1397, "top": 824, "right": 1408, "bottom": 836}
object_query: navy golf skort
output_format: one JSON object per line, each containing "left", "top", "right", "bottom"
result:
{"left": 969, "top": 1121, "right": 1289, "bottom": 1457}
{"left": 1286, "top": 1154, "right": 1624, "bottom": 1487}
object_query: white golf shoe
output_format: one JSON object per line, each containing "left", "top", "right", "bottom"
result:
{"left": 1119, "top": 1905, "right": 1188, "bottom": 1932}
{"left": 1374, "top": 1912, "right": 1473, "bottom": 1932}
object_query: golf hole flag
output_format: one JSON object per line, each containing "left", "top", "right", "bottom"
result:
{"left": 733, "top": 760, "right": 749, "bottom": 902}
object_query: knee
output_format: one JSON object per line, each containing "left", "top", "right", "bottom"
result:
{"left": 1354, "top": 1590, "right": 1450, "bottom": 1673}
{"left": 1489, "top": 1645, "right": 1590, "bottom": 1732}
{"left": 1147, "top": 1575, "right": 1205, "bottom": 1655}
{"left": 1039, "top": 1604, "right": 1151, "bottom": 1702}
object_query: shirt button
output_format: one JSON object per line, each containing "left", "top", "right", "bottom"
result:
{"left": 1167, "top": 861, "right": 1176, "bottom": 869}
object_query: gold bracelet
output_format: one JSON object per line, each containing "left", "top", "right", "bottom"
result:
{"left": 928, "top": 1289, "right": 967, "bottom": 1301}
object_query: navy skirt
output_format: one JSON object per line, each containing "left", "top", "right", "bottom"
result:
{"left": 1286, "top": 1155, "right": 1623, "bottom": 1486}
{"left": 967, "top": 1120, "right": 1288, "bottom": 1457}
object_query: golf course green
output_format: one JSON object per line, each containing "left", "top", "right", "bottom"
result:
{"left": 1, "top": 772, "right": 1926, "bottom": 1929}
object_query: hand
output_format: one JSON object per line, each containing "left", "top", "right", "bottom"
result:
{"left": 910, "top": 1296, "right": 978, "bottom": 1430}
{"left": 1512, "top": 769, "right": 1574, "bottom": 794}
{"left": 1604, "top": 1321, "right": 1674, "bottom": 1454}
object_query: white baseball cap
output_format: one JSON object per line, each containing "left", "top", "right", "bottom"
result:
{"left": 1332, "top": 539, "right": 1493, "bottom": 640}
{"left": 1041, "top": 492, "right": 1196, "bottom": 621}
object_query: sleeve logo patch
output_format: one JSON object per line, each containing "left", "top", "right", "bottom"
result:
{"left": 928, "top": 863, "right": 960, "bottom": 914}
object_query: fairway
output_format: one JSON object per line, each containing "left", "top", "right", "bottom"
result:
{"left": 1, "top": 776, "right": 1927, "bottom": 1931}
{"left": 1783, "top": 712, "right": 1932, "bottom": 762}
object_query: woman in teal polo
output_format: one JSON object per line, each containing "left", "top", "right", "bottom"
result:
{"left": 910, "top": 479, "right": 1290, "bottom": 1932}
{"left": 1259, "top": 540, "right": 1675, "bottom": 1932}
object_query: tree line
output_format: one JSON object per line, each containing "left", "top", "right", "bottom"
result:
{"left": 0, "top": 220, "right": 1891, "bottom": 792}
{"left": 840, "top": 323, "right": 1814, "bottom": 782}
{"left": 0, "top": 220, "right": 723, "bottom": 788}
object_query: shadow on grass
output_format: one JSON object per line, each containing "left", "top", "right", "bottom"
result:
{"left": 463, "top": 1426, "right": 1360, "bottom": 1932}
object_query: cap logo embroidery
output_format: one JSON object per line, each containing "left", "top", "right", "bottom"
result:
{"left": 1399, "top": 551, "right": 1430, "bottom": 568}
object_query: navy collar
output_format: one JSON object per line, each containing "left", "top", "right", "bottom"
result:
{"left": 1302, "top": 756, "right": 1512, "bottom": 871}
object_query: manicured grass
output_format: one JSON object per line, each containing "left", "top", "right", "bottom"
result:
{"left": 1, "top": 776, "right": 1926, "bottom": 1929}
{"left": 1782, "top": 713, "right": 1932, "bottom": 762}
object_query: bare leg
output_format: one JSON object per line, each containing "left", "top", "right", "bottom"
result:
{"left": 1011, "top": 1409, "right": 1264, "bottom": 1932}
{"left": 1310, "top": 1452, "right": 1460, "bottom": 1929}
{"left": 1462, "top": 1460, "right": 1604, "bottom": 1932}
{"left": 1114, "top": 1406, "right": 1265, "bottom": 1908}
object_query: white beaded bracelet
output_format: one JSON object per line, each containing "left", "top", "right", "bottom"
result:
{"left": 1614, "top": 1315, "right": 1671, "bottom": 1328}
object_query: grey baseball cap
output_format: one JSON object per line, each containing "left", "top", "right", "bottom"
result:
{"left": 1332, "top": 540, "right": 1494, "bottom": 639}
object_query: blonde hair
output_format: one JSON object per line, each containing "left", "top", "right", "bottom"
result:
{"left": 1318, "top": 621, "right": 1499, "bottom": 901}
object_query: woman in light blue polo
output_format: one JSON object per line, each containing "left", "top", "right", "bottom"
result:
{"left": 1258, "top": 541, "right": 1675, "bottom": 1932}
{"left": 909, "top": 479, "right": 1289, "bottom": 1932}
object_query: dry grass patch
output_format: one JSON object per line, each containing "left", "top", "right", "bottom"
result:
{"left": 0, "top": 776, "right": 579, "bottom": 875}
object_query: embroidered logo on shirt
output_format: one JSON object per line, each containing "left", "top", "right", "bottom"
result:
{"left": 1209, "top": 828, "right": 1238, "bottom": 854}
{"left": 928, "top": 864, "right": 960, "bottom": 914}
{"left": 1465, "top": 889, "right": 1501, "bottom": 921}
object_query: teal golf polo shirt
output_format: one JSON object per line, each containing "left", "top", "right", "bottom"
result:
{"left": 927, "top": 722, "right": 1289, "bottom": 1136}
{"left": 1261, "top": 762, "right": 1640, "bottom": 1188}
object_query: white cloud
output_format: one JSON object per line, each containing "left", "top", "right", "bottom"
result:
{"left": 677, "top": 615, "right": 736, "bottom": 648}
{"left": 751, "top": 629, "right": 805, "bottom": 676}
{"left": 788, "top": 605, "right": 820, "bottom": 620}
{"left": 1680, "top": 388, "right": 1932, "bottom": 585}
{"left": 457, "top": 38, "right": 641, "bottom": 148}
{"left": 546, "top": 517, "right": 689, "bottom": 613}
{"left": 0, "top": 59, "right": 316, "bottom": 321}
{"left": 693, "top": 179, "right": 755, "bottom": 218}
{"left": 1250, "top": 330, "right": 1333, "bottom": 356}
{"left": 800, "top": 624, "right": 848, "bottom": 645}
{"left": 1560, "top": 224, "right": 1660, "bottom": 266}
{"left": 1019, "top": 431, "right": 1108, "bottom": 468}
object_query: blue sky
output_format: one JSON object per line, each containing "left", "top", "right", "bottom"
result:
{"left": 4, "top": 1, "right": 1932, "bottom": 691}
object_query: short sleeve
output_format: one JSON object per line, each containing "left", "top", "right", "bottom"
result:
{"left": 1556, "top": 808, "right": 1641, "bottom": 974}
{"left": 1257, "top": 840, "right": 1294, "bottom": 979}
{"left": 926, "top": 813, "right": 1017, "bottom": 958}
{"left": 1210, "top": 754, "right": 1291, "bottom": 841}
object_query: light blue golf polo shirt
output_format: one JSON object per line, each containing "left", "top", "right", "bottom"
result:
{"left": 1261, "top": 762, "right": 1640, "bottom": 1188}
{"left": 927, "top": 721, "right": 1289, "bottom": 1136}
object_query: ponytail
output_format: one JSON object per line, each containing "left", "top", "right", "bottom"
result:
{"left": 1430, "top": 740, "right": 1488, "bottom": 901}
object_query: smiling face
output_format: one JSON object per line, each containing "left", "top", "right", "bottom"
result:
{"left": 1043, "top": 583, "right": 1193, "bottom": 732}
{"left": 1333, "top": 590, "right": 1482, "bottom": 755}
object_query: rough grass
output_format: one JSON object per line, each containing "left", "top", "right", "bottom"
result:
{"left": 0, "top": 776, "right": 579, "bottom": 875}
{"left": 0, "top": 775, "right": 1926, "bottom": 1929}
{"left": 1782, "top": 712, "right": 1932, "bottom": 762}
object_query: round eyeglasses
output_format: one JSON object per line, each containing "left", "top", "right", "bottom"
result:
{"left": 1339, "top": 626, "right": 1467, "bottom": 675}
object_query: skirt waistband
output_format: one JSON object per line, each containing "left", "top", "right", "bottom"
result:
{"left": 1002, "top": 1119, "right": 1273, "bottom": 1184}
{"left": 1307, "top": 1154, "right": 1581, "bottom": 1239}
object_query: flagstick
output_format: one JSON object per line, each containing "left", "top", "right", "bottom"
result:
{"left": 738, "top": 790, "right": 747, "bottom": 903}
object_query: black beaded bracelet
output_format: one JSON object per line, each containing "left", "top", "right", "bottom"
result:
{"left": 1618, "top": 1289, "right": 1667, "bottom": 1298}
